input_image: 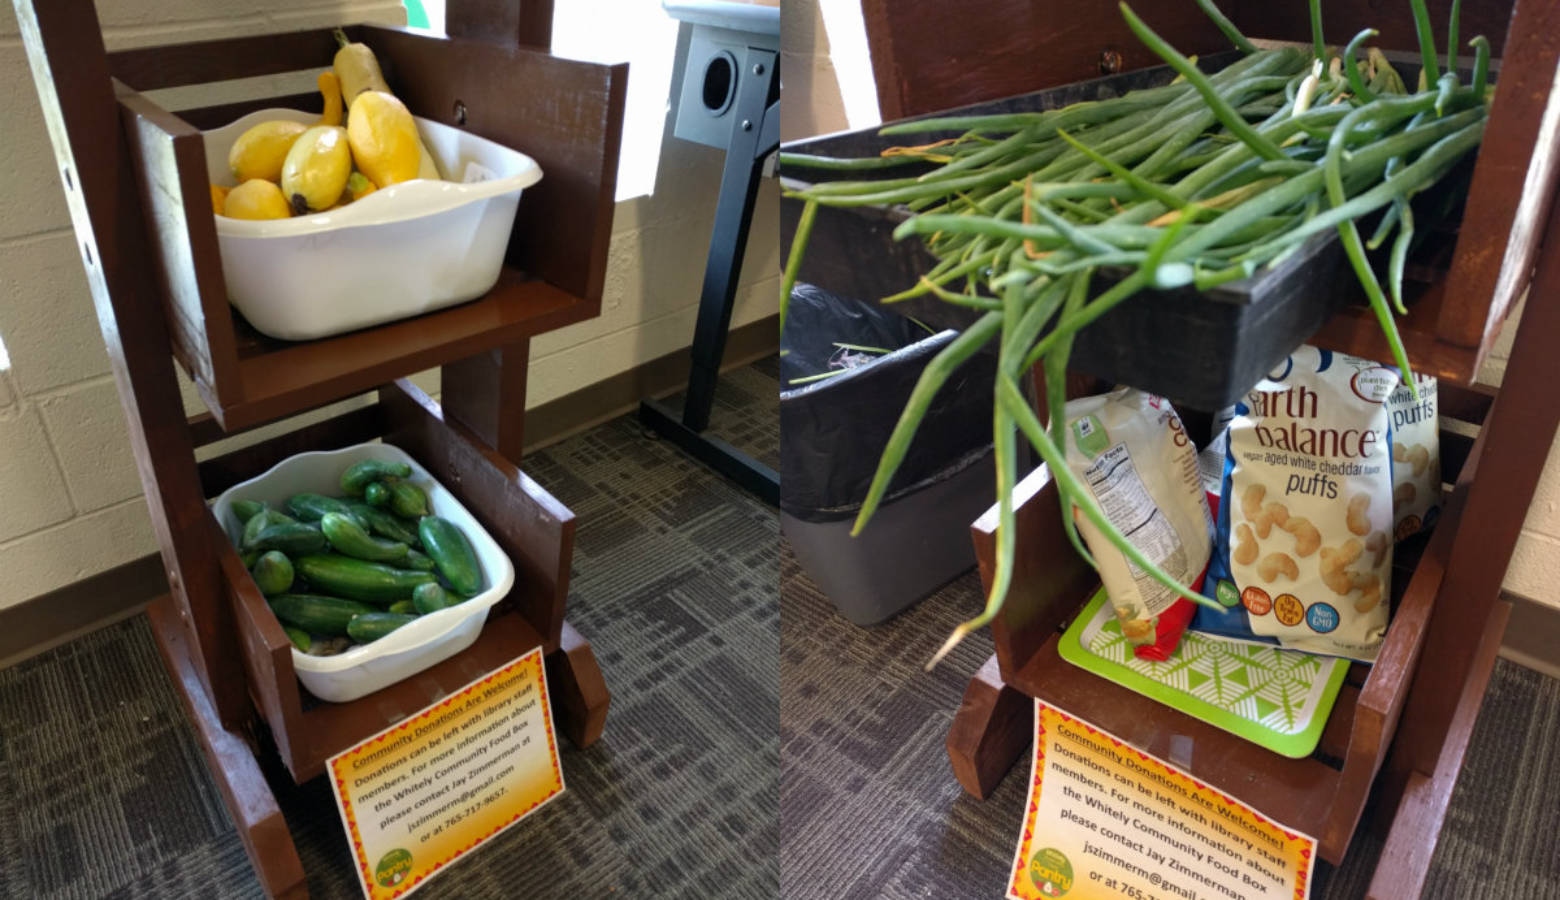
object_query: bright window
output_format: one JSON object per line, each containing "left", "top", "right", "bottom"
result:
{"left": 818, "top": 0, "right": 881, "bottom": 130}
{"left": 411, "top": 1, "right": 679, "bottom": 201}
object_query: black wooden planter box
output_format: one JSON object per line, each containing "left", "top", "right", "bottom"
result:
{"left": 780, "top": 54, "right": 1456, "bottom": 412}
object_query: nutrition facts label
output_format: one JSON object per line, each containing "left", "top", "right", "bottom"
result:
{"left": 1084, "top": 443, "right": 1186, "bottom": 616}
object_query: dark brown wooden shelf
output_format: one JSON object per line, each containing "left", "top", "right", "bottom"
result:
{"left": 957, "top": 383, "right": 1484, "bottom": 864}
{"left": 218, "top": 270, "right": 592, "bottom": 431}
{"left": 19, "top": 3, "right": 618, "bottom": 895}
{"left": 110, "top": 22, "right": 626, "bottom": 435}
{"left": 1010, "top": 633, "right": 1345, "bottom": 840}
{"left": 206, "top": 378, "right": 592, "bottom": 783}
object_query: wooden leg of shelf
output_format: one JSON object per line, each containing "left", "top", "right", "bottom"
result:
{"left": 1366, "top": 599, "right": 1511, "bottom": 900}
{"left": 546, "top": 619, "right": 611, "bottom": 749}
{"left": 947, "top": 654, "right": 1033, "bottom": 800}
{"left": 440, "top": 338, "right": 531, "bottom": 461}
{"left": 147, "top": 596, "right": 307, "bottom": 900}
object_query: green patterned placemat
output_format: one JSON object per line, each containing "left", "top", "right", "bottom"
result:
{"left": 1057, "top": 589, "right": 1349, "bottom": 758}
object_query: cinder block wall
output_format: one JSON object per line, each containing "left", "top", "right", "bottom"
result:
{"left": 0, "top": 0, "right": 779, "bottom": 607}
{"left": 787, "top": 0, "right": 1560, "bottom": 611}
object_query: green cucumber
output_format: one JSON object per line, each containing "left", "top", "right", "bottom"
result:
{"left": 293, "top": 554, "right": 437, "bottom": 603}
{"left": 286, "top": 492, "right": 366, "bottom": 526}
{"left": 399, "top": 549, "right": 437, "bottom": 572}
{"left": 269, "top": 593, "right": 376, "bottom": 636}
{"left": 411, "top": 582, "right": 459, "bottom": 613}
{"left": 346, "top": 501, "right": 421, "bottom": 546}
{"left": 320, "top": 512, "right": 408, "bottom": 562}
{"left": 347, "top": 612, "right": 419, "bottom": 644}
{"left": 283, "top": 625, "right": 312, "bottom": 652}
{"left": 241, "top": 508, "right": 296, "bottom": 549}
{"left": 387, "top": 599, "right": 417, "bottom": 615}
{"left": 251, "top": 551, "right": 295, "bottom": 595}
{"left": 231, "top": 499, "right": 268, "bottom": 524}
{"left": 248, "top": 522, "right": 327, "bottom": 556}
{"left": 387, "top": 481, "right": 430, "bottom": 519}
{"left": 365, "top": 482, "right": 392, "bottom": 508}
{"left": 418, "top": 516, "right": 482, "bottom": 596}
{"left": 341, "top": 459, "right": 413, "bottom": 496}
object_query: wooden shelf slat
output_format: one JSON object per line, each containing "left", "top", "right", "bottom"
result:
{"left": 1008, "top": 636, "right": 1342, "bottom": 849}
{"left": 209, "top": 271, "right": 591, "bottom": 431}
{"left": 299, "top": 610, "right": 546, "bottom": 778}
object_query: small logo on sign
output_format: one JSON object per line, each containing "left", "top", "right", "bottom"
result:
{"left": 376, "top": 848, "right": 414, "bottom": 887}
{"left": 1028, "top": 847, "right": 1074, "bottom": 896}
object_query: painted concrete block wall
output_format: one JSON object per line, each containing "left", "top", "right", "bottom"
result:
{"left": 786, "top": 0, "right": 1560, "bottom": 609}
{"left": 0, "top": 1, "right": 779, "bottom": 607}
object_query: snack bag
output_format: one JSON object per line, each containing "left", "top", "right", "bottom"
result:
{"left": 1064, "top": 388, "right": 1213, "bottom": 661}
{"left": 1195, "top": 346, "right": 1399, "bottom": 661}
{"left": 1386, "top": 374, "right": 1440, "bottom": 540}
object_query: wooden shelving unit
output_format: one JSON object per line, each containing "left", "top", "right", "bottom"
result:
{"left": 783, "top": 1, "right": 1560, "bottom": 896}
{"left": 15, "top": 1, "right": 625, "bottom": 896}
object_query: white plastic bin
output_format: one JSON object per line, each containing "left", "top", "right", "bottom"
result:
{"left": 203, "top": 109, "right": 543, "bottom": 341}
{"left": 212, "top": 442, "right": 516, "bottom": 703}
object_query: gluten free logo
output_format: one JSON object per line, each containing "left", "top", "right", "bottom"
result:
{"left": 1028, "top": 847, "right": 1074, "bottom": 897}
{"left": 375, "top": 848, "right": 414, "bottom": 888}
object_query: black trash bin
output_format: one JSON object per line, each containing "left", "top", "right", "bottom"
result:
{"left": 781, "top": 283, "right": 997, "bottom": 624}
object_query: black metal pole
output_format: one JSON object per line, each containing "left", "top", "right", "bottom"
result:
{"left": 682, "top": 46, "right": 777, "bottom": 432}
{"left": 639, "top": 44, "right": 780, "bottom": 506}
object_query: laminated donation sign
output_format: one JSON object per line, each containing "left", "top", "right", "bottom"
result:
{"left": 1008, "top": 702, "right": 1314, "bottom": 900}
{"left": 328, "top": 647, "right": 565, "bottom": 900}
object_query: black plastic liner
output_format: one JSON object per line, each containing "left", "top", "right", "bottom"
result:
{"left": 780, "top": 283, "right": 996, "bottom": 524}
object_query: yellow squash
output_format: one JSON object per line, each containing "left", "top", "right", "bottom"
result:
{"left": 281, "top": 125, "right": 352, "bottom": 213}
{"left": 347, "top": 171, "right": 377, "bottom": 201}
{"left": 332, "top": 29, "right": 442, "bottom": 180}
{"left": 347, "top": 92, "right": 420, "bottom": 188}
{"left": 315, "top": 71, "right": 343, "bottom": 127}
{"left": 228, "top": 120, "right": 307, "bottom": 183}
{"left": 223, "top": 179, "right": 291, "bottom": 220}
{"left": 332, "top": 28, "right": 391, "bottom": 108}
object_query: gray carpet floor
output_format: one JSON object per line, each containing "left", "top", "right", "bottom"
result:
{"left": 0, "top": 360, "right": 779, "bottom": 900}
{"left": 779, "top": 550, "right": 1560, "bottom": 899}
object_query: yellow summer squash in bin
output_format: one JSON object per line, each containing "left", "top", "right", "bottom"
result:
{"left": 282, "top": 125, "right": 352, "bottom": 213}
{"left": 347, "top": 92, "right": 421, "bottom": 188}
{"left": 223, "top": 179, "right": 291, "bottom": 220}
{"left": 315, "top": 71, "right": 343, "bottom": 127}
{"left": 332, "top": 28, "right": 441, "bottom": 180}
{"left": 228, "top": 120, "right": 307, "bottom": 183}
{"left": 347, "top": 171, "right": 377, "bottom": 201}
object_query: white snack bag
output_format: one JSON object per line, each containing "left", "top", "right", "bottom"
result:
{"left": 1386, "top": 374, "right": 1440, "bottom": 540}
{"left": 1196, "top": 346, "right": 1399, "bottom": 661}
{"left": 1064, "top": 388, "right": 1212, "bottom": 651}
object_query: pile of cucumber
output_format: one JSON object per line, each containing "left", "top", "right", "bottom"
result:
{"left": 230, "top": 459, "right": 485, "bottom": 656}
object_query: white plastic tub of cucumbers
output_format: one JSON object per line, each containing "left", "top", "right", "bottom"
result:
{"left": 213, "top": 443, "right": 516, "bottom": 703}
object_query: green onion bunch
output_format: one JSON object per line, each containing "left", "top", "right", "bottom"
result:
{"left": 779, "top": 0, "right": 1490, "bottom": 667}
